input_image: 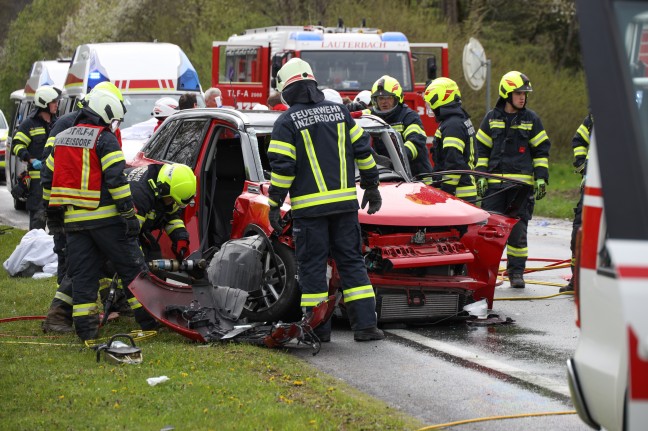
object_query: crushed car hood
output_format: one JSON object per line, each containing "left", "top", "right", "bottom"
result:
{"left": 358, "top": 183, "right": 489, "bottom": 226}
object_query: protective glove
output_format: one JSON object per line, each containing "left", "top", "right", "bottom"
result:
{"left": 123, "top": 216, "right": 140, "bottom": 238}
{"left": 476, "top": 177, "right": 488, "bottom": 198}
{"left": 31, "top": 159, "right": 42, "bottom": 170}
{"left": 46, "top": 207, "right": 65, "bottom": 235}
{"left": 574, "top": 161, "right": 587, "bottom": 175}
{"left": 534, "top": 178, "right": 547, "bottom": 200}
{"left": 172, "top": 239, "right": 190, "bottom": 261}
{"left": 361, "top": 187, "right": 382, "bottom": 215}
{"left": 269, "top": 206, "right": 283, "bottom": 232}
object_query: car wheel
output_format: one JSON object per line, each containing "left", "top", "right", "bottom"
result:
{"left": 241, "top": 238, "right": 301, "bottom": 323}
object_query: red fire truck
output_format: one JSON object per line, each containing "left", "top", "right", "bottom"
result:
{"left": 211, "top": 24, "right": 448, "bottom": 137}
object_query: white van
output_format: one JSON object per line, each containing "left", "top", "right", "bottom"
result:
{"left": 5, "top": 60, "right": 70, "bottom": 209}
{"left": 61, "top": 42, "right": 204, "bottom": 128}
{"left": 568, "top": 1, "right": 648, "bottom": 430}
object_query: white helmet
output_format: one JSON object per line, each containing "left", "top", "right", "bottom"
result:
{"left": 87, "top": 88, "right": 125, "bottom": 124}
{"left": 323, "top": 88, "right": 343, "bottom": 104}
{"left": 275, "top": 58, "right": 316, "bottom": 92}
{"left": 152, "top": 97, "right": 178, "bottom": 119}
{"left": 34, "top": 85, "right": 62, "bottom": 108}
{"left": 354, "top": 90, "right": 371, "bottom": 106}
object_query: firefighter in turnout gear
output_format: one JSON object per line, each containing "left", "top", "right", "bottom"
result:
{"left": 11, "top": 85, "right": 61, "bottom": 230}
{"left": 126, "top": 162, "right": 195, "bottom": 261}
{"left": 368, "top": 75, "right": 433, "bottom": 177}
{"left": 40, "top": 161, "right": 196, "bottom": 333}
{"left": 268, "top": 58, "right": 384, "bottom": 342}
{"left": 561, "top": 113, "right": 594, "bottom": 293}
{"left": 40, "top": 87, "right": 158, "bottom": 341}
{"left": 423, "top": 77, "right": 477, "bottom": 203}
{"left": 475, "top": 71, "right": 551, "bottom": 288}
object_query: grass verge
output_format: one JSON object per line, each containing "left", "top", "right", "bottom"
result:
{"left": 0, "top": 226, "right": 424, "bottom": 431}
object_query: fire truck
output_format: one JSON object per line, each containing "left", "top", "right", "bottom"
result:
{"left": 211, "top": 23, "right": 448, "bottom": 137}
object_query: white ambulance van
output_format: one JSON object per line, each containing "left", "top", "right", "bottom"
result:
{"left": 61, "top": 42, "right": 203, "bottom": 129}
{"left": 5, "top": 59, "right": 70, "bottom": 209}
{"left": 568, "top": 1, "right": 648, "bottom": 430}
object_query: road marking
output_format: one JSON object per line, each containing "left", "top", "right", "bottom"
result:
{"left": 386, "top": 328, "right": 571, "bottom": 398}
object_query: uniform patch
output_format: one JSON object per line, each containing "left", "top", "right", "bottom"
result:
{"left": 54, "top": 126, "right": 101, "bottom": 149}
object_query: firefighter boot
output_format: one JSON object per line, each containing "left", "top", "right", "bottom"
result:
{"left": 345, "top": 297, "right": 384, "bottom": 342}
{"left": 42, "top": 305, "right": 74, "bottom": 334}
{"left": 560, "top": 278, "right": 574, "bottom": 293}
{"left": 302, "top": 307, "right": 331, "bottom": 342}
{"left": 74, "top": 314, "right": 100, "bottom": 342}
{"left": 509, "top": 273, "right": 525, "bottom": 289}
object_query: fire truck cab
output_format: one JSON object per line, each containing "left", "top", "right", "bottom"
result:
{"left": 212, "top": 24, "right": 448, "bottom": 137}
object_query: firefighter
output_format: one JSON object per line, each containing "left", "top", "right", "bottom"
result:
{"left": 423, "top": 77, "right": 477, "bottom": 203}
{"left": 152, "top": 97, "right": 178, "bottom": 132}
{"left": 41, "top": 87, "right": 158, "bottom": 341}
{"left": 126, "top": 162, "right": 195, "bottom": 261}
{"left": 43, "top": 81, "right": 127, "bottom": 286}
{"left": 475, "top": 71, "right": 551, "bottom": 289}
{"left": 11, "top": 85, "right": 61, "bottom": 230}
{"left": 561, "top": 113, "right": 594, "bottom": 293}
{"left": 40, "top": 161, "right": 196, "bottom": 333}
{"left": 368, "top": 75, "right": 433, "bottom": 177}
{"left": 267, "top": 58, "right": 384, "bottom": 342}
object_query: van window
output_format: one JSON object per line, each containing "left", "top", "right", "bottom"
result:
{"left": 164, "top": 119, "right": 209, "bottom": 167}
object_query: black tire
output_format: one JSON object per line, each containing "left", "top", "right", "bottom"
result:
{"left": 241, "top": 240, "right": 301, "bottom": 322}
{"left": 13, "top": 198, "right": 26, "bottom": 211}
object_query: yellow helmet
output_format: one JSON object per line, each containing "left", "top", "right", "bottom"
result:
{"left": 157, "top": 163, "right": 197, "bottom": 208}
{"left": 498, "top": 71, "right": 532, "bottom": 99}
{"left": 275, "top": 58, "right": 316, "bottom": 92}
{"left": 92, "top": 81, "right": 124, "bottom": 102}
{"left": 87, "top": 88, "right": 125, "bottom": 124}
{"left": 423, "top": 77, "right": 461, "bottom": 111}
{"left": 371, "top": 75, "right": 403, "bottom": 102}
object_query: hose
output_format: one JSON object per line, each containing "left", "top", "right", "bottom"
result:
{"left": 416, "top": 410, "right": 576, "bottom": 430}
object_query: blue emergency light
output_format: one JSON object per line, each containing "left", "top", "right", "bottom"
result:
{"left": 290, "top": 32, "right": 324, "bottom": 41}
{"left": 87, "top": 70, "right": 109, "bottom": 92}
{"left": 381, "top": 32, "right": 408, "bottom": 42}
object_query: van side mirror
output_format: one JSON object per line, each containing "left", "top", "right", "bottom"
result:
{"left": 427, "top": 56, "right": 437, "bottom": 80}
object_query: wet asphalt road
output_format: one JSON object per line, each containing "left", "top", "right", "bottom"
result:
{"left": 0, "top": 188, "right": 590, "bottom": 430}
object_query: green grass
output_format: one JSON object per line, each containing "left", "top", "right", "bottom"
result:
{"left": 534, "top": 157, "right": 582, "bottom": 220}
{"left": 0, "top": 226, "right": 424, "bottom": 431}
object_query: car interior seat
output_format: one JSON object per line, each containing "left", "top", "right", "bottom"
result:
{"left": 212, "top": 137, "right": 246, "bottom": 243}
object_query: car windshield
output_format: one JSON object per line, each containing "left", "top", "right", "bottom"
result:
{"left": 299, "top": 51, "right": 412, "bottom": 92}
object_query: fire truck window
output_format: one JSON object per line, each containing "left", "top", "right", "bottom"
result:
{"left": 223, "top": 47, "right": 261, "bottom": 84}
{"left": 162, "top": 119, "right": 209, "bottom": 167}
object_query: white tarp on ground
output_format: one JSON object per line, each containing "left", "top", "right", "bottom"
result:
{"left": 2, "top": 229, "right": 57, "bottom": 278}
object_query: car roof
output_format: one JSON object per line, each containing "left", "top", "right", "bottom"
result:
{"left": 165, "top": 107, "right": 392, "bottom": 134}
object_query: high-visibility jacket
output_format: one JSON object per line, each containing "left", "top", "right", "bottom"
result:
{"left": 267, "top": 100, "right": 379, "bottom": 218}
{"left": 126, "top": 164, "right": 189, "bottom": 242}
{"left": 431, "top": 102, "right": 477, "bottom": 199}
{"left": 41, "top": 109, "right": 133, "bottom": 230}
{"left": 475, "top": 101, "right": 551, "bottom": 186}
{"left": 571, "top": 113, "right": 593, "bottom": 170}
{"left": 11, "top": 109, "right": 56, "bottom": 180}
{"left": 369, "top": 103, "right": 433, "bottom": 177}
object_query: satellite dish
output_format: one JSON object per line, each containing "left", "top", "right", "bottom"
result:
{"left": 462, "top": 37, "right": 488, "bottom": 91}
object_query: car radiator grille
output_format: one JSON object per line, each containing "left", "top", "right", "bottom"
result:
{"left": 378, "top": 293, "right": 463, "bottom": 321}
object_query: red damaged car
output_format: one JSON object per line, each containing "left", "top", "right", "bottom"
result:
{"left": 128, "top": 108, "right": 519, "bottom": 326}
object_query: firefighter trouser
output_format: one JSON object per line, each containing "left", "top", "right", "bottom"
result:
{"left": 26, "top": 178, "right": 45, "bottom": 231}
{"left": 53, "top": 231, "right": 67, "bottom": 285}
{"left": 570, "top": 188, "right": 584, "bottom": 275}
{"left": 293, "top": 212, "right": 377, "bottom": 332}
{"left": 66, "top": 223, "right": 156, "bottom": 340}
{"left": 481, "top": 184, "right": 535, "bottom": 275}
